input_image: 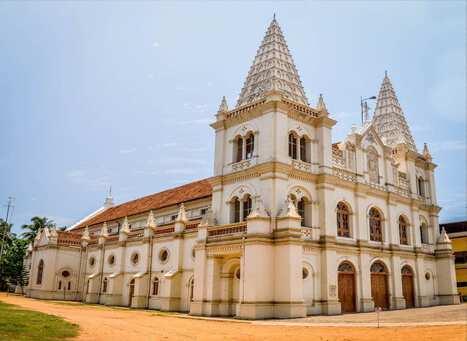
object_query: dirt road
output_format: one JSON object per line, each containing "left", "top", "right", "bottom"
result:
{"left": 1, "top": 294, "right": 465, "bottom": 341}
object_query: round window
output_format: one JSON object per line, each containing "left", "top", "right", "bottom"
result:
{"left": 61, "top": 270, "right": 70, "bottom": 278}
{"left": 89, "top": 257, "right": 95, "bottom": 267}
{"left": 159, "top": 249, "right": 169, "bottom": 263}
{"left": 425, "top": 272, "right": 431, "bottom": 280}
{"left": 131, "top": 253, "right": 139, "bottom": 265}
{"left": 302, "top": 268, "right": 309, "bottom": 279}
{"left": 108, "top": 255, "right": 115, "bottom": 265}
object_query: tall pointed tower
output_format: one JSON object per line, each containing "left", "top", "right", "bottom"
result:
{"left": 236, "top": 17, "right": 309, "bottom": 107}
{"left": 372, "top": 72, "right": 416, "bottom": 151}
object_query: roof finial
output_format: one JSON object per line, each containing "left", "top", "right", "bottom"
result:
{"left": 273, "top": 13, "right": 276, "bottom": 20}
{"left": 104, "top": 185, "right": 114, "bottom": 208}
{"left": 385, "top": 70, "right": 388, "bottom": 77}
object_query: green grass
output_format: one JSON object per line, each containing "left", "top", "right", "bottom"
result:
{"left": 0, "top": 301, "right": 79, "bottom": 341}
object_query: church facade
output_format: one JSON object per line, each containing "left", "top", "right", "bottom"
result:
{"left": 24, "top": 18, "right": 460, "bottom": 319}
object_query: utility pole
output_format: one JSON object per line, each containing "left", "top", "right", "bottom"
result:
{"left": 0, "top": 197, "right": 15, "bottom": 263}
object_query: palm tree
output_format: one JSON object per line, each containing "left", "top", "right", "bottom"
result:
{"left": 21, "top": 216, "right": 55, "bottom": 243}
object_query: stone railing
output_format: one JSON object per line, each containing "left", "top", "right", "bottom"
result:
{"left": 231, "top": 159, "right": 253, "bottom": 172}
{"left": 154, "top": 226, "right": 175, "bottom": 235}
{"left": 292, "top": 159, "right": 312, "bottom": 172}
{"left": 207, "top": 222, "right": 247, "bottom": 239}
{"left": 389, "top": 184, "right": 411, "bottom": 197}
{"left": 332, "top": 167, "right": 357, "bottom": 182}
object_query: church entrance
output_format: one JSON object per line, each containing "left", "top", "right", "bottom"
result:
{"left": 401, "top": 265, "right": 415, "bottom": 308}
{"left": 338, "top": 262, "right": 356, "bottom": 313}
{"left": 128, "top": 279, "right": 135, "bottom": 307}
{"left": 370, "top": 261, "right": 389, "bottom": 310}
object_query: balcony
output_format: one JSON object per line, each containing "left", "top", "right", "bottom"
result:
{"left": 207, "top": 222, "right": 247, "bottom": 240}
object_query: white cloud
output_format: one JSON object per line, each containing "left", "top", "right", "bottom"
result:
{"left": 152, "top": 41, "right": 160, "bottom": 48}
{"left": 119, "top": 148, "right": 137, "bottom": 154}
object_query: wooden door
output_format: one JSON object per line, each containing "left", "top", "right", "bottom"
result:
{"left": 402, "top": 267, "right": 415, "bottom": 308}
{"left": 371, "top": 273, "right": 389, "bottom": 309}
{"left": 338, "top": 273, "right": 356, "bottom": 313}
{"left": 129, "top": 279, "right": 135, "bottom": 307}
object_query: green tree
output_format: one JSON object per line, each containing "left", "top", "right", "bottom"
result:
{"left": 1, "top": 236, "right": 28, "bottom": 291}
{"left": 21, "top": 216, "right": 55, "bottom": 243}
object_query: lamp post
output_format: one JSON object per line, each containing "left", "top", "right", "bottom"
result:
{"left": 360, "top": 96, "right": 377, "bottom": 125}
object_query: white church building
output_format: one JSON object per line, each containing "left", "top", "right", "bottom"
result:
{"left": 24, "top": 17, "right": 459, "bottom": 319}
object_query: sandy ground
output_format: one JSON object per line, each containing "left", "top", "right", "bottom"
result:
{"left": 1, "top": 294, "right": 465, "bottom": 341}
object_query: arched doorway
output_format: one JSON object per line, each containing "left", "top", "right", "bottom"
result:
{"left": 401, "top": 265, "right": 415, "bottom": 308}
{"left": 302, "top": 266, "right": 314, "bottom": 307}
{"left": 371, "top": 261, "right": 389, "bottom": 310}
{"left": 338, "top": 261, "right": 356, "bottom": 313}
{"left": 128, "top": 279, "right": 135, "bottom": 307}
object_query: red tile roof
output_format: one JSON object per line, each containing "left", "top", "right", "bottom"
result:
{"left": 73, "top": 178, "right": 212, "bottom": 230}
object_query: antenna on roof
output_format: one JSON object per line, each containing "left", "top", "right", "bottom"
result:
{"left": 273, "top": 13, "right": 276, "bottom": 20}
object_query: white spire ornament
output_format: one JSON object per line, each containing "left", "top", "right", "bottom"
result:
{"left": 236, "top": 17, "right": 309, "bottom": 107}
{"left": 147, "top": 210, "right": 157, "bottom": 229}
{"left": 316, "top": 94, "right": 327, "bottom": 113}
{"left": 104, "top": 186, "right": 114, "bottom": 208}
{"left": 423, "top": 143, "right": 432, "bottom": 161}
{"left": 372, "top": 71, "right": 416, "bottom": 150}
{"left": 218, "top": 96, "right": 228, "bottom": 112}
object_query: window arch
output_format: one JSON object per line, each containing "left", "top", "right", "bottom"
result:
{"left": 245, "top": 133, "right": 254, "bottom": 160}
{"left": 231, "top": 197, "right": 241, "bottom": 223}
{"left": 67, "top": 281, "right": 71, "bottom": 290}
{"left": 399, "top": 216, "right": 409, "bottom": 245}
{"left": 288, "top": 133, "right": 298, "bottom": 160}
{"left": 242, "top": 195, "right": 252, "bottom": 220}
{"left": 370, "top": 261, "right": 388, "bottom": 273}
{"left": 102, "top": 277, "right": 108, "bottom": 293}
{"left": 338, "top": 261, "right": 355, "bottom": 273}
{"left": 369, "top": 208, "right": 383, "bottom": 242}
{"left": 234, "top": 136, "right": 243, "bottom": 163}
{"left": 152, "top": 277, "right": 159, "bottom": 296}
{"left": 36, "top": 259, "right": 44, "bottom": 285}
{"left": 297, "top": 198, "right": 306, "bottom": 226}
{"left": 337, "top": 202, "right": 351, "bottom": 237}
{"left": 299, "top": 136, "right": 310, "bottom": 162}
{"left": 417, "top": 177, "right": 425, "bottom": 197}
{"left": 367, "top": 148, "right": 379, "bottom": 184}
{"left": 58, "top": 280, "right": 62, "bottom": 290}
{"left": 420, "top": 221, "right": 429, "bottom": 244}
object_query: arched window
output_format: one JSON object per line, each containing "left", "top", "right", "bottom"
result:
{"left": 417, "top": 177, "right": 425, "bottom": 197}
{"left": 337, "top": 202, "right": 351, "bottom": 237}
{"left": 102, "top": 277, "right": 108, "bottom": 293}
{"left": 245, "top": 133, "right": 254, "bottom": 160}
{"left": 288, "top": 133, "right": 298, "bottom": 160}
{"left": 297, "top": 198, "right": 306, "bottom": 226}
{"left": 58, "top": 280, "right": 62, "bottom": 290}
{"left": 369, "top": 208, "right": 383, "bottom": 242}
{"left": 367, "top": 148, "right": 379, "bottom": 184}
{"left": 235, "top": 137, "right": 243, "bottom": 163}
{"left": 420, "top": 222, "right": 429, "bottom": 244}
{"left": 189, "top": 278, "right": 194, "bottom": 302}
{"left": 152, "top": 277, "right": 159, "bottom": 296}
{"left": 399, "top": 216, "right": 409, "bottom": 245}
{"left": 68, "top": 281, "right": 71, "bottom": 290}
{"left": 36, "top": 259, "right": 44, "bottom": 285}
{"left": 299, "top": 136, "right": 308, "bottom": 162}
{"left": 242, "top": 195, "right": 252, "bottom": 221}
{"left": 370, "top": 261, "right": 387, "bottom": 273}
{"left": 231, "top": 197, "right": 241, "bottom": 223}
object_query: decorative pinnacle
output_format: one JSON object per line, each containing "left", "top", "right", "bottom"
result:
{"left": 218, "top": 96, "right": 228, "bottom": 112}
{"left": 317, "top": 93, "right": 327, "bottom": 112}
{"left": 176, "top": 203, "right": 188, "bottom": 223}
{"left": 422, "top": 143, "right": 432, "bottom": 160}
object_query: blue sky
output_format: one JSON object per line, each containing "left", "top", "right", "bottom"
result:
{"left": 0, "top": 1, "right": 465, "bottom": 234}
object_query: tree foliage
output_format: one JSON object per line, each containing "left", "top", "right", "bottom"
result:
{"left": 21, "top": 216, "right": 55, "bottom": 243}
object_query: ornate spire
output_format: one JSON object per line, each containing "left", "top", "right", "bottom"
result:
{"left": 120, "top": 217, "right": 130, "bottom": 234}
{"left": 372, "top": 72, "right": 416, "bottom": 151}
{"left": 236, "top": 17, "right": 309, "bottom": 107}
{"left": 316, "top": 94, "right": 327, "bottom": 112}
{"left": 104, "top": 186, "right": 114, "bottom": 208}
{"left": 423, "top": 143, "right": 432, "bottom": 161}
{"left": 218, "top": 96, "right": 228, "bottom": 112}
{"left": 147, "top": 210, "right": 157, "bottom": 229}
{"left": 176, "top": 203, "right": 188, "bottom": 223}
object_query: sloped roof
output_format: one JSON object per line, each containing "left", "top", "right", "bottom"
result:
{"left": 73, "top": 178, "right": 212, "bottom": 230}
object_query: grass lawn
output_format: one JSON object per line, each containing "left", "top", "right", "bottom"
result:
{"left": 0, "top": 300, "right": 79, "bottom": 340}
